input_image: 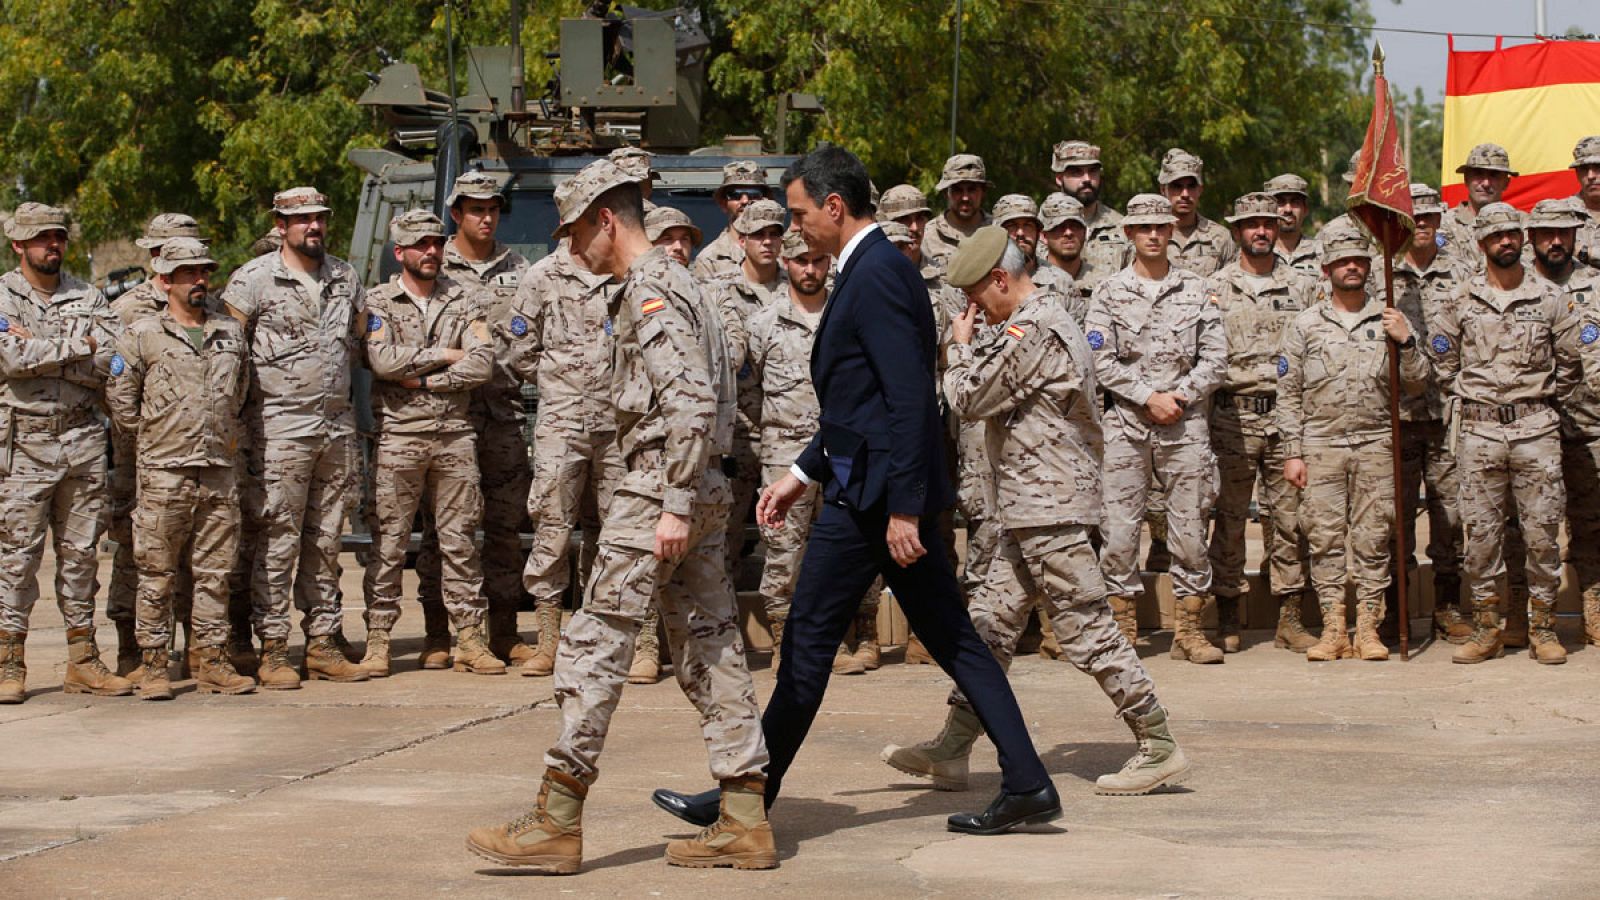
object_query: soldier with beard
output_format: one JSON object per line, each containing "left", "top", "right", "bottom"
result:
{"left": 922, "top": 155, "right": 993, "bottom": 271}
{"left": 1264, "top": 174, "right": 1321, "bottom": 277}
{"left": 1051, "top": 141, "right": 1129, "bottom": 274}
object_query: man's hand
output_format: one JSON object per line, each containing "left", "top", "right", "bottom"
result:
{"left": 756, "top": 474, "right": 807, "bottom": 528}
{"left": 1284, "top": 458, "right": 1308, "bottom": 489}
{"left": 951, "top": 300, "right": 980, "bottom": 346}
{"left": 440, "top": 347, "right": 465, "bottom": 364}
{"left": 654, "top": 511, "right": 690, "bottom": 562}
{"left": 398, "top": 377, "right": 423, "bottom": 389}
{"left": 1145, "top": 391, "right": 1186, "bottom": 425}
{"left": 1381, "top": 307, "right": 1412, "bottom": 344}
{"left": 887, "top": 513, "right": 927, "bottom": 568}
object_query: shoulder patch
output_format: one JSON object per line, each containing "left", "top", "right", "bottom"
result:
{"left": 509, "top": 315, "right": 528, "bottom": 337}
{"left": 0, "top": 314, "right": 8, "bottom": 332}
{"left": 366, "top": 313, "right": 383, "bottom": 333}
{"left": 1582, "top": 323, "right": 1600, "bottom": 346}
{"left": 110, "top": 353, "right": 126, "bottom": 376}
{"left": 1431, "top": 334, "right": 1450, "bottom": 354}
{"left": 1086, "top": 329, "right": 1105, "bottom": 350}
{"left": 1435, "top": 233, "right": 1447, "bottom": 249}
{"left": 603, "top": 316, "right": 614, "bottom": 337}
{"left": 1005, "top": 324, "right": 1027, "bottom": 341}
{"left": 1276, "top": 355, "right": 1288, "bottom": 377}
{"left": 640, "top": 297, "right": 667, "bottom": 316}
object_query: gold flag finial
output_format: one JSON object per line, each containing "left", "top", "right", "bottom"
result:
{"left": 1373, "top": 41, "right": 1386, "bottom": 77}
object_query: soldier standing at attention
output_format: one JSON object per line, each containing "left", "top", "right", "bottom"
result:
{"left": 1264, "top": 174, "right": 1321, "bottom": 277}
{"left": 1441, "top": 144, "right": 1517, "bottom": 262}
{"left": 1567, "top": 137, "right": 1600, "bottom": 265}
{"left": 1051, "top": 141, "right": 1130, "bottom": 274}
{"left": 921, "top": 154, "right": 993, "bottom": 271}
{"left": 694, "top": 161, "right": 770, "bottom": 281}
{"left": 1037, "top": 193, "right": 1102, "bottom": 328}
{"left": 646, "top": 205, "right": 701, "bottom": 266}
{"left": 1159, "top": 148, "right": 1237, "bottom": 278}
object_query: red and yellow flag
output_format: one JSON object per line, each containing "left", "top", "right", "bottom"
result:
{"left": 1443, "top": 38, "right": 1600, "bottom": 210}
{"left": 1348, "top": 51, "right": 1414, "bottom": 258}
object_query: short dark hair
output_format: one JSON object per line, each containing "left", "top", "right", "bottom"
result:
{"left": 583, "top": 182, "right": 644, "bottom": 231}
{"left": 782, "top": 144, "right": 872, "bottom": 218}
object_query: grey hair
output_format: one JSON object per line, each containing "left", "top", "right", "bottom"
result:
{"left": 997, "top": 240, "right": 1028, "bottom": 277}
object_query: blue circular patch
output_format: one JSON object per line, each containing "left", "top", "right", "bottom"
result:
{"left": 366, "top": 313, "right": 383, "bottom": 333}
{"left": 0, "top": 315, "right": 9, "bottom": 332}
{"left": 110, "top": 354, "right": 125, "bottom": 376}
{"left": 1582, "top": 323, "right": 1600, "bottom": 345}
{"left": 1086, "top": 330, "right": 1105, "bottom": 350}
{"left": 1276, "top": 355, "right": 1288, "bottom": 377}
{"left": 1435, "top": 233, "right": 1447, "bottom": 249}
{"left": 1430, "top": 334, "right": 1450, "bottom": 354}
{"left": 510, "top": 315, "right": 528, "bottom": 337}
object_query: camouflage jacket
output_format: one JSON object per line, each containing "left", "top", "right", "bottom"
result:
{"left": 363, "top": 277, "right": 494, "bottom": 436}
{"left": 500, "top": 246, "right": 617, "bottom": 435}
{"left": 1082, "top": 203, "right": 1130, "bottom": 275}
{"left": 1394, "top": 248, "right": 1472, "bottom": 422}
{"left": 1571, "top": 195, "right": 1600, "bottom": 267}
{"left": 0, "top": 269, "right": 117, "bottom": 452}
{"left": 692, "top": 228, "right": 744, "bottom": 282}
{"left": 106, "top": 310, "right": 245, "bottom": 468}
{"left": 1273, "top": 235, "right": 1322, "bottom": 277}
{"left": 746, "top": 292, "right": 823, "bottom": 455}
{"left": 1031, "top": 265, "right": 1085, "bottom": 329}
{"left": 1167, "top": 215, "right": 1238, "bottom": 277}
{"left": 1539, "top": 264, "right": 1600, "bottom": 439}
{"left": 1210, "top": 260, "right": 1316, "bottom": 437}
{"left": 921, "top": 212, "right": 989, "bottom": 273}
{"left": 711, "top": 269, "right": 787, "bottom": 435}
{"left": 442, "top": 239, "right": 529, "bottom": 426}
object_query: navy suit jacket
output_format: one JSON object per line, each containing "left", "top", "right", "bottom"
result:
{"left": 794, "top": 227, "right": 956, "bottom": 518}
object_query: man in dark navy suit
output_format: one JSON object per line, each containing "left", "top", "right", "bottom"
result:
{"left": 653, "top": 145, "right": 1060, "bottom": 836}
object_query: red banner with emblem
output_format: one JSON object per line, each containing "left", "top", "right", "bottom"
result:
{"left": 1348, "top": 59, "right": 1415, "bottom": 258}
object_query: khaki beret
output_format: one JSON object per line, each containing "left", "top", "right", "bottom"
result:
{"left": 150, "top": 237, "right": 217, "bottom": 274}
{"left": 1158, "top": 148, "right": 1204, "bottom": 186}
{"left": 273, "top": 186, "right": 331, "bottom": 216}
{"left": 1473, "top": 201, "right": 1524, "bottom": 240}
{"left": 878, "top": 184, "right": 932, "bottom": 221}
{"left": 733, "top": 199, "right": 786, "bottom": 235}
{"left": 446, "top": 171, "right": 506, "bottom": 207}
{"left": 945, "top": 225, "right": 1010, "bottom": 290}
{"left": 553, "top": 159, "right": 633, "bottom": 238}
{"left": 1457, "top": 143, "right": 1518, "bottom": 177}
{"left": 1263, "top": 173, "right": 1309, "bottom": 198}
{"left": 1051, "top": 141, "right": 1102, "bottom": 173}
{"left": 1040, "top": 193, "right": 1086, "bottom": 231}
{"left": 136, "top": 213, "right": 204, "bottom": 250}
{"left": 1122, "top": 193, "right": 1178, "bottom": 226}
{"left": 991, "top": 194, "right": 1041, "bottom": 228}
{"left": 937, "top": 154, "right": 993, "bottom": 192}
{"left": 1526, "top": 198, "right": 1584, "bottom": 231}
{"left": 1571, "top": 136, "right": 1600, "bottom": 169}
{"left": 1225, "top": 192, "right": 1280, "bottom": 225}
{"left": 644, "top": 205, "right": 701, "bottom": 245}
{"left": 389, "top": 209, "right": 446, "bottom": 247}
{"left": 5, "top": 202, "right": 69, "bottom": 241}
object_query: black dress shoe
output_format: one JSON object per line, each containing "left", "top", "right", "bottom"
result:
{"left": 651, "top": 786, "right": 721, "bottom": 828}
{"left": 946, "top": 784, "right": 1062, "bottom": 835}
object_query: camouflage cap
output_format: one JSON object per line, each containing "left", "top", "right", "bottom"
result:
{"left": 249, "top": 228, "right": 284, "bottom": 258}
{"left": 1039, "top": 192, "right": 1086, "bottom": 231}
{"left": 1342, "top": 150, "right": 1362, "bottom": 185}
{"left": 1527, "top": 197, "right": 1584, "bottom": 231}
{"left": 878, "top": 184, "right": 932, "bottom": 220}
{"left": 135, "top": 213, "right": 204, "bottom": 250}
{"left": 389, "top": 209, "right": 447, "bottom": 247}
{"left": 1473, "top": 201, "right": 1524, "bottom": 240}
{"left": 445, "top": 170, "right": 506, "bottom": 207}
{"left": 781, "top": 230, "right": 813, "bottom": 258}
{"left": 1050, "top": 140, "right": 1102, "bottom": 173}
{"left": 1121, "top": 193, "right": 1178, "bottom": 226}
{"left": 1319, "top": 224, "right": 1372, "bottom": 265}
{"left": 879, "top": 221, "right": 914, "bottom": 245}
{"left": 733, "top": 198, "right": 787, "bottom": 235}
{"left": 945, "top": 225, "right": 1011, "bottom": 290}
{"left": 553, "top": 159, "right": 633, "bottom": 238}
{"left": 150, "top": 237, "right": 217, "bottom": 275}
{"left": 1570, "top": 136, "right": 1600, "bottom": 169}
{"left": 1157, "top": 148, "right": 1204, "bottom": 186}
{"left": 1409, "top": 183, "right": 1447, "bottom": 217}
{"left": 991, "top": 194, "right": 1041, "bottom": 228}
{"left": 936, "top": 154, "right": 993, "bottom": 192}
{"left": 1263, "top": 173, "right": 1310, "bottom": 198}
{"left": 1225, "top": 192, "right": 1281, "bottom": 225}
{"left": 5, "top": 202, "right": 69, "bottom": 241}
{"left": 644, "top": 205, "right": 701, "bottom": 245}
{"left": 607, "top": 146, "right": 659, "bottom": 182}
{"left": 714, "top": 160, "right": 767, "bottom": 199}
{"left": 1456, "top": 142, "right": 1518, "bottom": 176}
{"left": 272, "top": 186, "right": 331, "bottom": 216}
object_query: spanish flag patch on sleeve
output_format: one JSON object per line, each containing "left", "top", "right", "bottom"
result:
{"left": 1005, "top": 324, "right": 1027, "bottom": 340}
{"left": 641, "top": 297, "right": 667, "bottom": 316}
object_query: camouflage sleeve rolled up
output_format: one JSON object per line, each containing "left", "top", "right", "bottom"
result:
{"left": 104, "top": 329, "right": 146, "bottom": 435}
{"left": 1274, "top": 313, "right": 1308, "bottom": 459}
{"left": 1174, "top": 283, "right": 1227, "bottom": 404}
{"left": 623, "top": 271, "right": 719, "bottom": 516}
{"left": 423, "top": 300, "right": 495, "bottom": 393}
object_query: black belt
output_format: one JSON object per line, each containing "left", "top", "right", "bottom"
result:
{"left": 1215, "top": 391, "right": 1276, "bottom": 414}
{"left": 1460, "top": 400, "right": 1549, "bottom": 424}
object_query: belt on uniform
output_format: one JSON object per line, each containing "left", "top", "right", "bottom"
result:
{"left": 630, "top": 448, "right": 737, "bottom": 476}
{"left": 1460, "top": 400, "right": 1549, "bottom": 425}
{"left": 12, "top": 409, "right": 97, "bottom": 435}
{"left": 1214, "top": 391, "right": 1276, "bottom": 414}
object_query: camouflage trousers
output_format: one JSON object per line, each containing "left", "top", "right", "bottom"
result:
{"left": 955, "top": 419, "right": 996, "bottom": 595}
{"left": 251, "top": 432, "right": 355, "bottom": 641}
{"left": 0, "top": 429, "right": 105, "bottom": 635}
{"left": 1207, "top": 422, "right": 1305, "bottom": 600}
{"left": 1101, "top": 425, "right": 1217, "bottom": 599}
{"left": 524, "top": 424, "right": 624, "bottom": 609}
{"left": 1300, "top": 438, "right": 1394, "bottom": 613}
{"left": 756, "top": 452, "right": 881, "bottom": 624}
{"left": 108, "top": 430, "right": 204, "bottom": 631}
{"left": 1458, "top": 428, "right": 1565, "bottom": 607}
{"left": 133, "top": 466, "right": 238, "bottom": 650}
{"left": 545, "top": 468, "right": 768, "bottom": 785}
{"left": 1561, "top": 434, "right": 1600, "bottom": 604}
{"left": 957, "top": 523, "right": 1156, "bottom": 719}
{"left": 364, "top": 431, "right": 486, "bottom": 631}
{"left": 418, "top": 416, "right": 531, "bottom": 622}
{"left": 1398, "top": 420, "right": 1462, "bottom": 581}
{"left": 724, "top": 432, "right": 761, "bottom": 584}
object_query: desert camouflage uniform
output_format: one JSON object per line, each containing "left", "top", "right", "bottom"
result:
{"left": 693, "top": 229, "right": 744, "bottom": 282}
{"left": 1167, "top": 216, "right": 1239, "bottom": 278}
{"left": 546, "top": 247, "right": 767, "bottom": 785}
{"left": 1082, "top": 204, "right": 1130, "bottom": 275}
{"left": 1573, "top": 203, "right": 1600, "bottom": 267}
{"left": 1544, "top": 266, "right": 1600, "bottom": 625}
{"left": 1038, "top": 258, "right": 1106, "bottom": 330}
{"left": 1440, "top": 204, "right": 1485, "bottom": 265}
{"left": 1274, "top": 237, "right": 1322, "bottom": 277}
{"left": 713, "top": 271, "right": 787, "bottom": 583}
{"left": 922, "top": 212, "right": 991, "bottom": 273}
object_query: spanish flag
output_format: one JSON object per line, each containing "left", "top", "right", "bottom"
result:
{"left": 1443, "top": 38, "right": 1600, "bottom": 210}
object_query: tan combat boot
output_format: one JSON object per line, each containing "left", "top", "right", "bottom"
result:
{"left": 1452, "top": 606, "right": 1505, "bottom": 664}
{"left": 256, "top": 638, "right": 302, "bottom": 689}
{"left": 627, "top": 620, "right": 663, "bottom": 685}
{"left": 358, "top": 629, "right": 392, "bottom": 679}
{"left": 1095, "top": 704, "right": 1192, "bottom": 796}
{"left": 194, "top": 645, "right": 257, "bottom": 694}
{"left": 853, "top": 610, "right": 881, "bottom": 670}
{"left": 1215, "top": 595, "right": 1242, "bottom": 654}
{"left": 132, "top": 648, "right": 173, "bottom": 701}
{"left": 903, "top": 632, "right": 934, "bottom": 665}
{"left": 1037, "top": 607, "right": 1062, "bottom": 660}
{"left": 420, "top": 600, "right": 454, "bottom": 670}
{"left": 1353, "top": 601, "right": 1390, "bottom": 662}
{"left": 1432, "top": 574, "right": 1473, "bottom": 644}
{"left": 1584, "top": 587, "right": 1600, "bottom": 647}
{"left": 522, "top": 606, "right": 560, "bottom": 677}
{"left": 832, "top": 641, "right": 866, "bottom": 675}
{"left": 1501, "top": 591, "right": 1529, "bottom": 649}
{"left": 1306, "top": 604, "right": 1354, "bottom": 661}
{"left": 881, "top": 703, "right": 982, "bottom": 791}
{"left": 304, "top": 634, "right": 371, "bottom": 682}
{"left": 0, "top": 631, "right": 26, "bottom": 704}
{"left": 1107, "top": 595, "right": 1139, "bottom": 646}
{"left": 489, "top": 605, "right": 536, "bottom": 667}
{"left": 1170, "top": 596, "right": 1223, "bottom": 664}
{"left": 63, "top": 628, "right": 134, "bottom": 696}
{"left": 114, "top": 619, "right": 140, "bottom": 676}
{"left": 465, "top": 768, "right": 586, "bottom": 873}
{"left": 1273, "top": 594, "right": 1318, "bottom": 652}
{"left": 1528, "top": 601, "right": 1567, "bottom": 665}
{"left": 331, "top": 628, "right": 363, "bottom": 664}
{"left": 768, "top": 617, "right": 785, "bottom": 672}
{"left": 453, "top": 623, "right": 507, "bottom": 675}
{"left": 664, "top": 775, "right": 778, "bottom": 870}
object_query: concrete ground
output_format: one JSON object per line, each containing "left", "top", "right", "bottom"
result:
{"left": 3, "top": 552, "right": 1600, "bottom": 899}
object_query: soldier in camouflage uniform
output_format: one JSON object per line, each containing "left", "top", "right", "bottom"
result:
{"left": 467, "top": 161, "right": 775, "bottom": 874}
{"left": 222, "top": 187, "right": 368, "bottom": 690}
{"left": 1569, "top": 137, "right": 1600, "bottom": 266}
{"left": 885, "top": 227, "right": 1189, "bottom": 798}
{"left": 1052, "top": 141, "right": 1130, "bottom": 274}
{"left": 1159, "top": 149, "right": 1237, "bottom": 277}
{"left": 1037, "top": 193, "right": 1102, "bottom": 328}
{"left": 0, "top": 203, "right": 128, "bottom": 704}
{"left": 1264, "top": 174, "right": 1321, "bottom": 277}
{"left": 1276, "top": 225, "right": 1427, "bottom": 662}
{"left": 1427, "top": 203, "right": 1584, "bottom": 665}
{"left": 694, "top": 161, "right": 771, "bottom": 281}
{"left": 106, "top": 238, "right": 257, "bottom": 699}
{"left": 360, "top": 211, "right": 502, "bottom": 676}
{"left": 922, "top": 154, "right": 993, "bottom": 271}
{"left": 1085, "top": 194, "right": 1227, "bottom": 664}
{"left": 1441, "top": 144, "right": 1517, "bottom": 264}
{"left": 1205, "top": 193, "right": 1317, "bottom": 654}
{"left": 646, "top": 205, "right": 701, "bottom": 266}
{"left": 992, "top": 194, "right": 1043, "bottom": 275}
{"left": 1527, "top": 198, "right": 1600, "bottom": 647}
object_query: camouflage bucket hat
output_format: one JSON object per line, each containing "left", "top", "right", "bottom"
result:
{"left": 991, "top": 194, "right": 1041, "bottom": 228}
{"left": 644, "top": 205, "right": 701, "bottom": 245}
{"left": 1571, "top": 136, "right": 1600, "bottom": 169}
{"left": 150, "top": 237, "right": 218, "bottom": 274}
{"left": 608, "top": 146, "right": 659, "bottom": 183}
{"left": 1225, "top": 192, "right": 1281, "bottom": 225}
{"left": 879, "top": 221, "right": 914, "bottom": 245}
{"left": 1473, "top": 201, "right": 1524, "bottom": 240}
{"left": 1263, "top": 173, "right": 1309, "bottom": 198}
{"left": 1456, "top": 142, "right": 1518, "bottom": 176}
{"left": 5, "top": 202, "right": 69, "bottom": 241}
{"left": 1050, "top": 140, "right": 1102, "bottom": 173}
{"left": 1320, "top": 225, "right": 1373, "bottom": 265}
{"left": 136, "top": 213, "right": 204, "bottom": 250}
{"left": 273, "top": 186, "right": 331, "bottom": 216}
{"left": 945, "top": 225, "right": 1010, "bottom": 290}
{"left": 1527, "top": 198, "right": 1583, "bottom": 231}
{"left": 553, "top": 159, "right": 633, "bottom": 239}
{"left": 1342, "top": 150, "right": 1362, "bottom": 185}
{"left": 733, "top": 198, "right": 787, "bottom": 235}
{"left": 714, "top": 160, "right": 767, "bottom": 200}
{"left": 1121, "top": 193, "right": 1178, "bottom": 226}
{"left": 781, "top": 230, "right": 813, "bottom": 258}
{"left": 936, "top": 154, "right": 993, "bottom": 192}
{"left": 877, "top": 184, "right": 932, "bottom": 220}
{"left": 1158, "top": 148, "right": 1204, "bottom": 186}
{"left": 389, "top": 209, "right": 447, "bottom": 247}
{"left": 446, "top": 171, "right": 506, "bottom": 207}
{"left": 250, "top": 228, "right": 284, "bottom": 258}
{"left": 1039, "top": 192, "right": 1086, "bottom": 231}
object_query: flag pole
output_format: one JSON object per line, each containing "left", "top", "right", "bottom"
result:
{"left": 1374, "top": 44, "right": 1411, "bottom": 661}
